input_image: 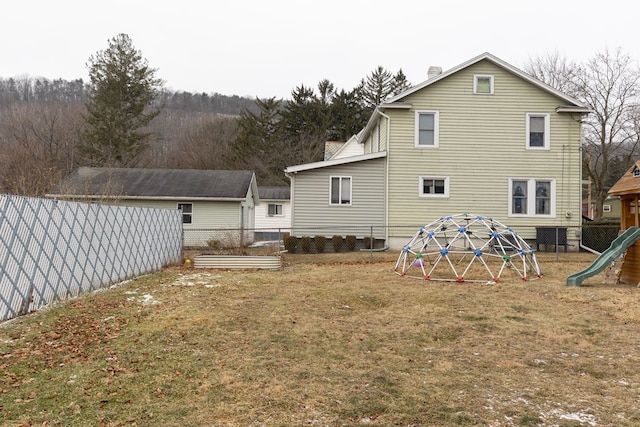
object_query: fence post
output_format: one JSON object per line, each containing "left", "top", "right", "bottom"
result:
{"left": 369, "top": 226, "right": 374, "bottom": 261}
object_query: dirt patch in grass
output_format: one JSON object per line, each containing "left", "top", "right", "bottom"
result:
{"left": 2, "top": 251, "right": 640, "bottom": 426}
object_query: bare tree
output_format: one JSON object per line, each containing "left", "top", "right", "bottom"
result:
{"left": 159, "top": 116, "right": 239, "bottom": 169}
{"left": 579, "top": 49, "right": 640, "bottom": 219}
{"left": 0, "top": 101, "right": 85, "bottom": 195}
{"left": 526, "top": 51, "right": 583, "bottom": 97}
{"left": 526, "top": 48, "right": 640, "bottom": 219}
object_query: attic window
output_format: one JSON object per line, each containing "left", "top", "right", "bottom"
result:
{"left": 474, "top": 75, "right": 494, "bottom": 94}
{"left": 634, "top": 168, "right": 640, "bottom": 178}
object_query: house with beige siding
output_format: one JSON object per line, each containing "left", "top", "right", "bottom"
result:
{"left": 47, "top": 167, "right": 259, "bottom": 247}
{"left": 285, "top": 52, "right": 591, "bottom": 250}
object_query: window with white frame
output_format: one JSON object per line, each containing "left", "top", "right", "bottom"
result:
{"left": 509, "top": 179, "right": 555, "bottom": 216}
{"left": 474, "top": 74, "right": 494, "bottom": 94}
{"left": 177, "top": 203, "right": 193, "bottom": 224}
{"left": 526, "top": 113, "right": 550, "bottom": 149}
{"left": 267, "top": 203, "right": 283, "bottom": 216}
{"left": 419, "top": 176, "right": 449, "bottom": 198}
{"left": 602, "top": 204, "right": 612, "bottom": 213}
{"left": 415, "top": 110, "right": 439, "bottom": 147}
{"left": 330, "top": 176, "right": 351, "bottom": 205}
{"left": 633, "top": 167, "right": 640, "bottom": 177}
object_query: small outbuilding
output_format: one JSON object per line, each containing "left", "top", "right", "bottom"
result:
{"left": 47, "top": 167, "right": 259, "bottom": 247}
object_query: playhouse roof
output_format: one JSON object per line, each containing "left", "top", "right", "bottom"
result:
{"left": 608, "top": 161, "right": 640, "bottom": 197}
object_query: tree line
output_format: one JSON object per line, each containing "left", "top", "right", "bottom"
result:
{"left": 1, "top": 33, "right": 639, "bottom": 220}
{"left": 0, "top": 34, "right": 410, "bottom": 193}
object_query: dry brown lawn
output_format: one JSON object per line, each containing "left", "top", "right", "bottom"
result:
{"left": 2, "top": 250, "right": 640, "bottom": 426}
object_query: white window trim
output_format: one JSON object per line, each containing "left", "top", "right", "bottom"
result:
{"left": 329, "top": 176, "right": 352, "bottom": 206}
{"left": 525, "top": 113, "right": 551, "bottom": 150}
{"left": 414, "top": 110, "right": 440, "bottom": 148}
{"left": 267, "top": 203, "right": 284, "bottom": 217}
{"left": 419, "top": 176, "right": 450, "bottom": 198}
{"left": 508, "top": 178, "right": 556, "bottom": 217}
{"left": 602, "top": 204, "right": 612, "bottom": 213}
{"left": 473, "top": 74, "right": 494, "bottom": 94}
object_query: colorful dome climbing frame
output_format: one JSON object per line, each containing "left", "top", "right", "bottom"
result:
{"left": 394, "top": 214, "right": 542, "bottom": 284}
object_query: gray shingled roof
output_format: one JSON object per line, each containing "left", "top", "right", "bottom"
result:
{"left": 258, "top": 186, "right": 290, "bottom": 200}
{"left": 49, "top": 167, "right": 256, "bottom": 200}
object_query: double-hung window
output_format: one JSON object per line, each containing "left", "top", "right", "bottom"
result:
{"left": 526, "top": 113, "right": 550, "bottom": 149}
{"left": 267, "top": 203, "right": 283, "bottom": 216}
{"left": 177, "top": 203, "right": 193, "bottom": 224}
{"left": 415, "top": 110, "right": 439, "bottom": 147}
{"left": 509, "top": 179, "right": 555, "bottom": 216}
{"left": 330, "top": 176, "right": 351, "bottom": 205}
{"left": 419, "top": 176, "right": 449, "bottom": 198}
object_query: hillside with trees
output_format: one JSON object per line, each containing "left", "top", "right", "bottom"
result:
{"left": 0, "top": 33, "right": 410, "bottom": 193}
{"left": 6, "top": 33, "right": 636, "bottom": 206}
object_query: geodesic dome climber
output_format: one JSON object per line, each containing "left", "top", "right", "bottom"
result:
{"left": 394, "top": 214, "right": 542, "bottom": 284}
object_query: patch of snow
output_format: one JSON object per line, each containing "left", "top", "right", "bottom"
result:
{"left": 545, "top": 408, "right": 597, "bottom": 426}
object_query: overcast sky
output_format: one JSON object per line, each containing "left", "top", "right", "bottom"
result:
{"left": 3, "top": 0, "right": 638, "bottom": 99}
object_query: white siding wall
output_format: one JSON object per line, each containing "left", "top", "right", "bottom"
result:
{"left": 332, "top": 140, "right": 364, "bottom": 159}
{"left": 385, "top": 59, "right": 583, "bottom": 242}
{"left": 255, "top": 200, "right": 291, "bottom": 231}
{"left": 118, "top": 199, "right": 243, "bottom": 246}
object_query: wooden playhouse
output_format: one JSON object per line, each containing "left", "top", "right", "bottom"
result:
{"left": 607, "top": 160, "right": 640, "bottom": 284}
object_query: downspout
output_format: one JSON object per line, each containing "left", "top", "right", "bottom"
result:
{"left": 285, "top": 171, "right": 294, "bottom": 236}
{"left": 377, "top": 110, "right": 391, "bottom": 247}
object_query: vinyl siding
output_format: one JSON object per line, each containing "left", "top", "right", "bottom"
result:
{"left": 363, "top": 117, "right": 390, "bottom": 154}
{"left": 333, "top": 140, "right": 364, "bottom": 159}
{"left": 255, "top": 200, "right": 291, "bottom": 231}
{"left": 118, "top": 199, "right": 242, "bottom": 229}
{"left": 290, "top": 157, "right": 386, "bottom": 238}
{"left": 119, "top": 199, "right": 246, "bottom": 246}
{"left": 385, "top": 59, "right": 583, "bottom": 239}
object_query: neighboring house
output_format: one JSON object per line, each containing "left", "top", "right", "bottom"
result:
{"left": 582, "top": 197, "right": 621, "bottom": 220}
{"left": 254, "top": 186, "right": 291, "bottom": 240}
{"left": 46, "top": 167, "right": 259, "bottom": 247}
{"left": 285, "top": 52, "right": 591, "bottom": 250}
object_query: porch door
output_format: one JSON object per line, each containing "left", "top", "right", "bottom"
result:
{"left": 622, "top": 196, "right": 639, "bottom": 229}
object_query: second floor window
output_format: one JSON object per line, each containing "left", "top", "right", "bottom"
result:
{"left": 526, "top": 113, "right": 550, "bottom": 149}
{"left": 415, "top": 111, "right": 439, "bottom": 147}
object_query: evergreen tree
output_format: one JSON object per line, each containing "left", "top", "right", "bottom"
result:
{"left": 81, "top": 33, "right": 164, "bottom": 167}
{"left": 357, "top": 66, "right": 411, "bottom": 111}
{"left": 227, "top": 97, "right": 285, "bottom": 184}
{"left": 329, "top": 88, "right": 368, "bottom": 141}
{"left": 392, "top": 69, "right": 412, "bottom": 94}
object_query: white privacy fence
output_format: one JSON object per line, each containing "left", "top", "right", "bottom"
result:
{"left": 0, "top": 195, "right": 183, "bottom": 321}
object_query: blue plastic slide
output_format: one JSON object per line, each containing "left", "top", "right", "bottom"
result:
{"left": 567, "top": 226, "right": 640, "bottom": 286}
